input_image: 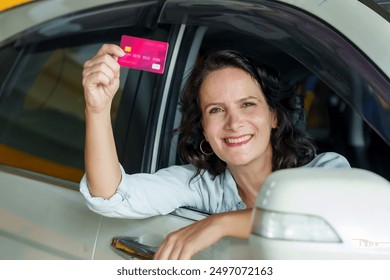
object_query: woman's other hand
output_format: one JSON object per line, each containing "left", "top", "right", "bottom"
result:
{"left": 154, "top": 209, "right": 252, "bottom": 260}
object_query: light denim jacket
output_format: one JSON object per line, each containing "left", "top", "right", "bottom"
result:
{"left": 79, "top": 152, "right": 350, "bottom": 219}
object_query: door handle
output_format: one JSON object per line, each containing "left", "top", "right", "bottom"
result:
{"left": 111, "top": 236, "right": 156, "bottom": 260}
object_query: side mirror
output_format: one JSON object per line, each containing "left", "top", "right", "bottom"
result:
{"left": 249, "top": 168, "right": 390, "bottom": 259}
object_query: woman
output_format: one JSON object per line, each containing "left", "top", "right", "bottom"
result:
{"left": 80, "top": 45, "right": 350, "bottom": 259}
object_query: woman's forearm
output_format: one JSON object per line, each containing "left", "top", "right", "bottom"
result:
{"left": 218, "top": 209, "right": 253, "bottom": 239}
{"left": 154, "top": 209, "right": 254, "bottom": 259}
{"left": 84, "top": 107, "right": 121, "bottom": 198}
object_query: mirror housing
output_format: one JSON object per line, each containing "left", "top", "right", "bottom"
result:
{"left": 250, "top": 168, "right": 390, "bottom": 259}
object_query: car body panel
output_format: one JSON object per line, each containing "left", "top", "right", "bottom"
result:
{"left": 0, "top": 168, "right": 100, "bottom": 259}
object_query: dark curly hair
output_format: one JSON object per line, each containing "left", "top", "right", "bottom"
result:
{"left": 176, "top": 50, "right": 316, "bottom": 178}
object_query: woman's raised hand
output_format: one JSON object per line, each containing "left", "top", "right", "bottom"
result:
{"left": 82, "top": 44, "right": 125, "bottom": 114}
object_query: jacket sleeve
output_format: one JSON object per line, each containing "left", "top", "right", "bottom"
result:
{"left": 79, "top": 164, "right": 203, "bottom": 219}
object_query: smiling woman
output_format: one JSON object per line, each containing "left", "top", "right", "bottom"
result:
{"left": 80, "top": 48, "right": 351, "bottom": 259}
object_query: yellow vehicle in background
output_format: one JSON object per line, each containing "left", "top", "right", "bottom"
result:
{"left": 0, "top": 0, "right": 32, "bottom": 12}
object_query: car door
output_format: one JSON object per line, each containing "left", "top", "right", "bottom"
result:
{"left": 0, "top": 0, "right": 170, "bottom": 259}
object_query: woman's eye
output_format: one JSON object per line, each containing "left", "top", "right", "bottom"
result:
{"left": 209, "top": 107, "right": 223, "bottom": 114}
{"left": 242, "top": 102, "right": 256, "bottom": 108}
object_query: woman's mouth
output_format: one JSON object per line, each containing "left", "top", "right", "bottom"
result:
{"left": 224, "top": 134, "right": 252, "bottom": 145}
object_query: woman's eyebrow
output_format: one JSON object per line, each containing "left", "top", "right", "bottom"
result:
{"left": 203, "top": 96, "right": 261, "bottom": 110}
{"left": 236, "top": 96, "right": 261, "bottom": 103}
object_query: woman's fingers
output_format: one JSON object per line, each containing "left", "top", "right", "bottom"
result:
{"left": 82, "top": 44, "right": 124, "bottom": 112}
{"left": 83, "top": 52, "right": 120, "bottom": 82}
{"left": 83, "top": 61, "right": 116, "bottom": 88}
{"left": 154, "top": 215, "right": 223, "bottom": 260}
{"left": 156, "top": 240, "right": 181, "bottom": 260}
{"left": 83, "top": 44, "right": 124, "bottom": 82}
{"left": 155, "top": 232, "right": 193, "bottom": 260}
{"left": 96, "top": 43, "right": 125, "bottom": 58}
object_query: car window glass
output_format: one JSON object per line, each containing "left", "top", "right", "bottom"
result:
{"left": 0, "top": 0, "right": 163, "bottom": 184}
{"left": 0, "top": 46, "right": 18, "bottom": 85}
{"left": 373, "top": 0, "right": 390, "bottom": 15}
{"left": 0, "top": 41, "right": 127, "bottom": 183}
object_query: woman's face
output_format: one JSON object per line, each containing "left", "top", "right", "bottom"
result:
{"left": 200, "top": 67, "right": 277, "bottom": 168}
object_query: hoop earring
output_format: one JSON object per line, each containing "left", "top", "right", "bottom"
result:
{"left": 200, "top": 139, "right": 214, "bottom": 156}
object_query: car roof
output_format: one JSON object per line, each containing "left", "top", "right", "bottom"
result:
{"left": 159, "top": 0, "right": 390, "bottom": 77}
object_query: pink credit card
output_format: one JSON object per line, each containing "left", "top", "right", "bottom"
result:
{"left": 117, "top": 35, "right": 169, "bottom": 74}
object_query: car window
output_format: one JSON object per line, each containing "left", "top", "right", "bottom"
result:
{"left": 0, "top": 1, "right": 163, "bottom": 184}
{"left": 0, "top": 40, "right": 126, "bottom": 183}
{"left": 0, "top": 14, "right": 166, "bottom": 186}
{"left": 372, "top": 0, "right": 390, "bottom": 15}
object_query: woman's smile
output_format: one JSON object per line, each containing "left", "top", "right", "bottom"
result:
{"left": 223, "top": 134, "right": 253, "bottom": 146}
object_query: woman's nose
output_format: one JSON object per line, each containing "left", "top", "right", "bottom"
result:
{"left": 225, "top": 110, "right": 243, "bottom": 130}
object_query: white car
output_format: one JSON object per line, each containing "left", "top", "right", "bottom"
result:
{"left": 0, "top": 0, "right": 389, "bottom": 259}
